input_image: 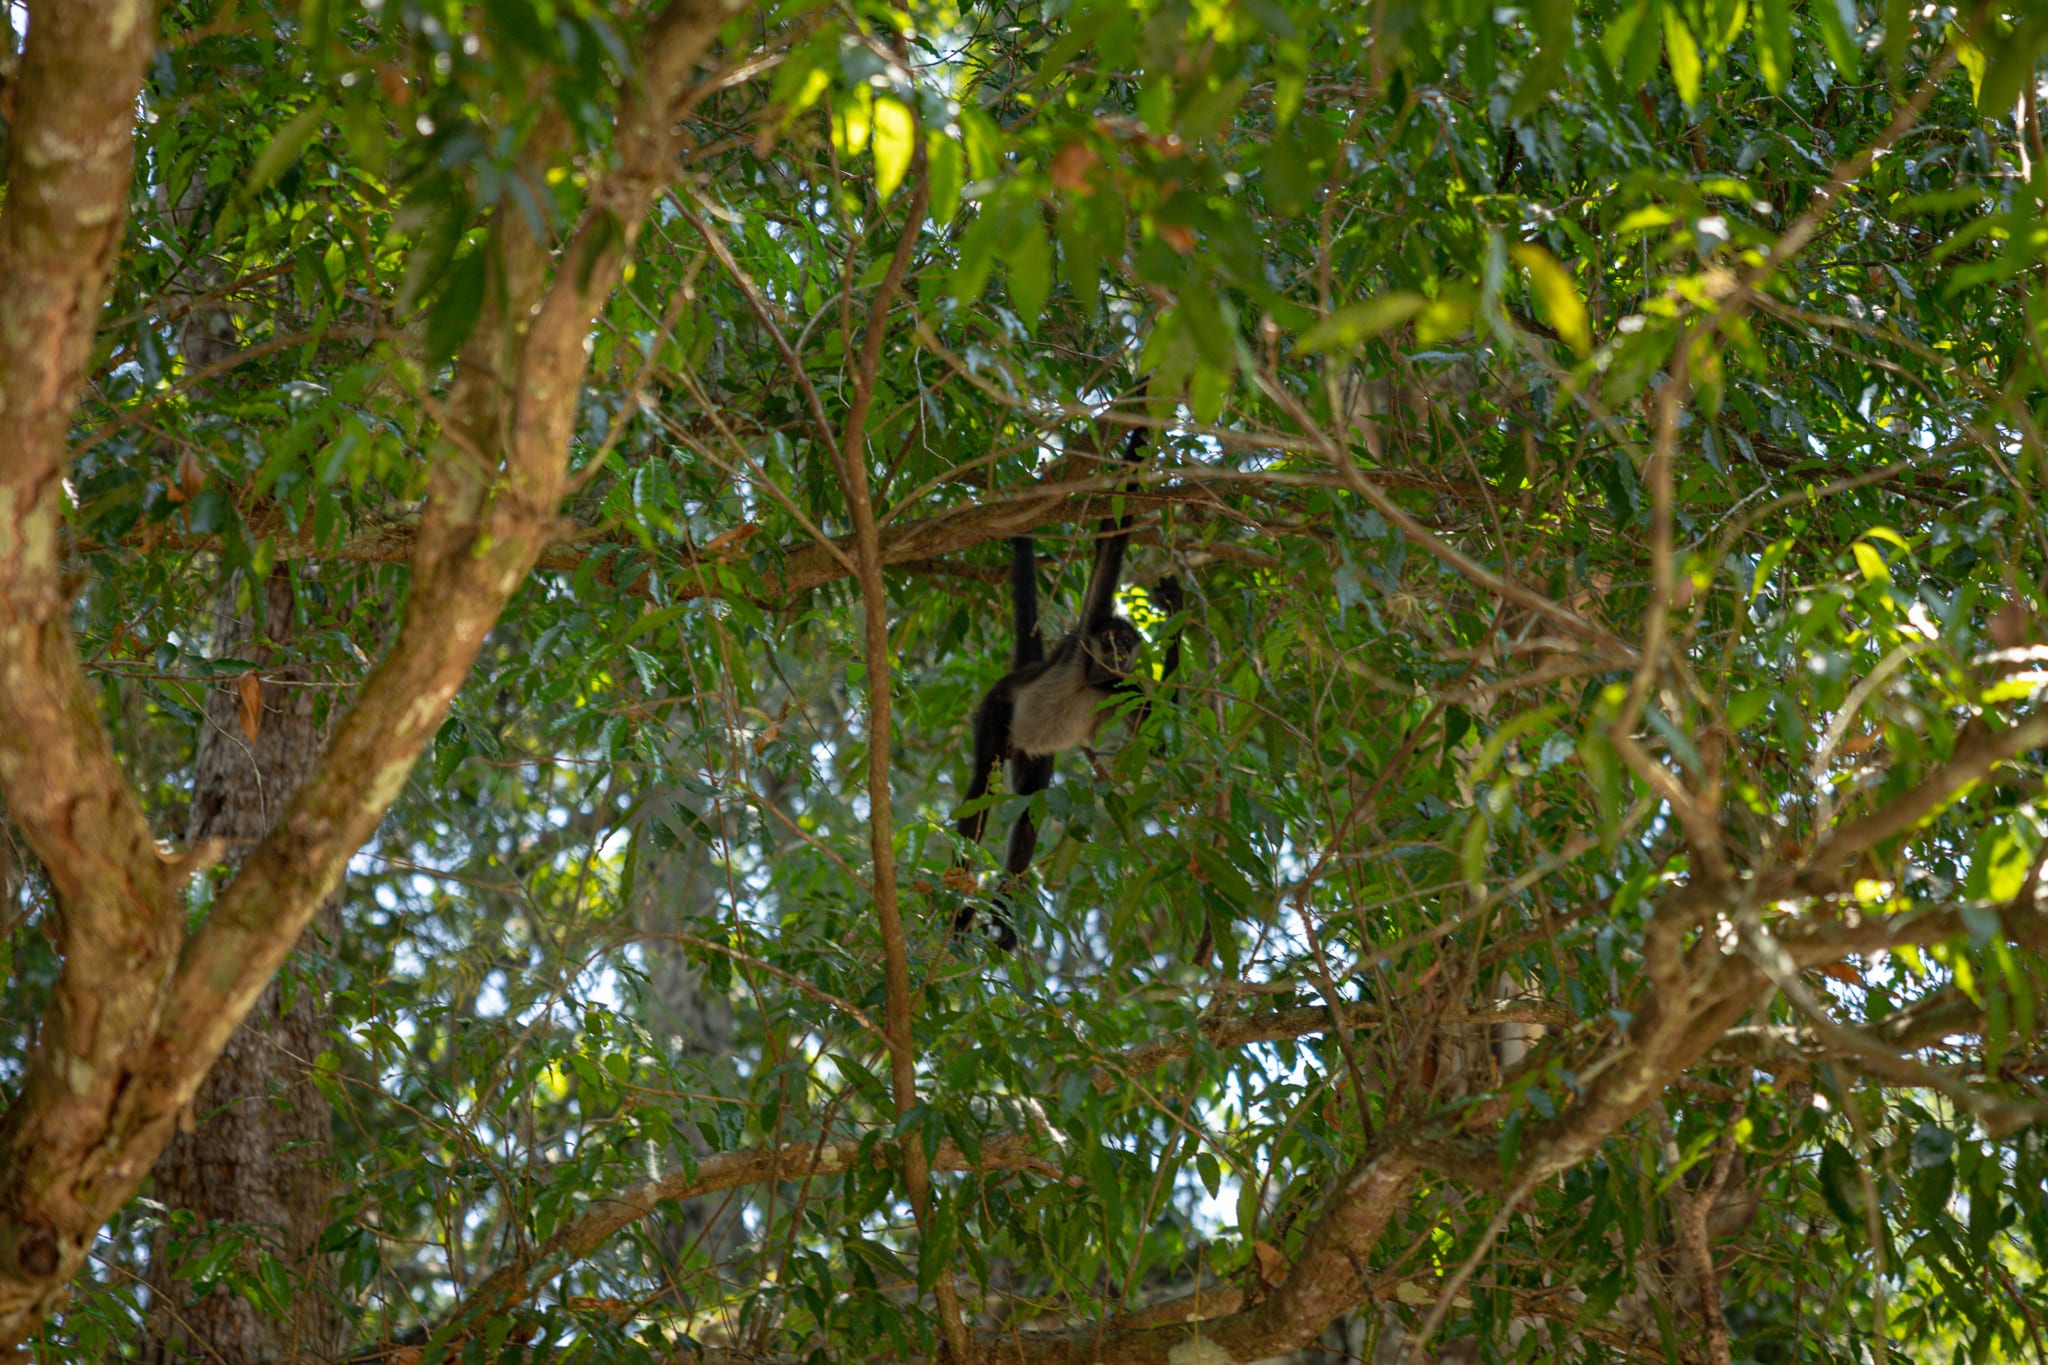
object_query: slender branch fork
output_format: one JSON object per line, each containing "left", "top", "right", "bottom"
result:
{"left": 823, "top": 135, "right": 978, "bottom": 1361}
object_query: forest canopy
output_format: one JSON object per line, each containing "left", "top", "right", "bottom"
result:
{"left": 3, "top": 0, "right": 2048, "bottom": 1362}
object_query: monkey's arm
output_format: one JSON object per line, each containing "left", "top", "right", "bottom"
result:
{"left": 1075, "top": 524, "right": 1129, "bottom": 633}
{"left": 1009, "top": 536, "right": 1045, "bottom": 668}
{"left": 1126, "top": 575, "right": 1185, "bottom": 732}
{"left": 1075, "top": 413, "right": 1150, "bottom": 631}
{"left": 1153, "top": 575, "right": 1184, "bottom": 682}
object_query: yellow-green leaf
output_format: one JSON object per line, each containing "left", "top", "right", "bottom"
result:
{"left": 1851, "top": 542, "right": 1890, "bottom": 583}
{"left": 1460, "top": 815, "right": 1489, "bottom": 890}
{"left": 1415, "top": 293, "right": 1476, "bottom": 343}
{"left": 1509, "top": 243, "right": 1592, "bottom": 357}
{"left": 1969, "top": 826, "right": 2032, "bottom": 902}
{"left": 835, "top": 87, "right": 874, "bottom": 158}
{"left": 1298, "top": 292, "right": 1428, "bottom": 353}
{"left": 872, "top": 97, "right": 914, "bottom": 205}
{"left": 1955, "top": 30, "right": 1987, "bottom": 103}
{"left": 1616, "top": 205, "right": 1680, "bottom": 234}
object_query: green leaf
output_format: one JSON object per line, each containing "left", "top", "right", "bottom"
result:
{"left": 1818, "top": 1138, "right": 1864, "bottom": 1232}
{"left": 1262, "top": 134, "right": 1315, "bottom": 216}
{"left": 1509, "top": 0, "right": 1572, "bottom": 114}
{"left": 948, "top": 208, "right": 1001, "bottom": 302}
{"left": 244, "top": 101, "right": 329, "bottom": 198}
{"left": 1976, "top": 21, "right": 2047, "bottom": 117}
{"left": 1602, "top": 1, "right": 1649, "bottom": 76}
{"left": 927, "top": 131, "right": 963, "bottom": 225}
{"left": 1754, "top": 0, "right": 1792, "bottom": 92}
{"left": 1057, "top": 207, "right": 1101, "bottom": 319}
{"left": 1813, "top": 0, "right": 1861, "bottom": 80}
{"left": 1727, "top": 689, "right": 1770, "bottom": 730}
{"left": 1299, "top": 292, "right": 1427, "bottom": 352}
{"left": 1879, "top": 0, "right": 1911, "bottom": 81}
{"left": 1007, "top": 220, "right": 1052, "bottom": 332}
{"left": 1623, "top": 0, "right": 1666, "bottom": 89}
{"left": 424, "top": 246, "right": 488, "bottom": 371}
{"left": 1910, "top": 1124, "right": 1956, "bottom": 1172}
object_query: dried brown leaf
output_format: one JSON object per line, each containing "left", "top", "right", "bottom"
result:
{"left": 1049, "top": 140, "right": 1101, "bottom": 193}
{"left": 237, "top": 670, "right": 263, "bottom": 741}
{"left": 704, "top": 522, "right": 763, "bottom": 555}
{"left": 166, "top": 450, "right": 205, "bottom": 504}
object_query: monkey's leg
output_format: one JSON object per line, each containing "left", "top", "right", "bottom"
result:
{"left": 951, "top": 687, "right": 1016, "bottom": 940}
{"left": 955, "top": 686, "right": 1014, "bottom": 847}
{"left": 985, "top": 751, "right": 1056, "bottom": 951}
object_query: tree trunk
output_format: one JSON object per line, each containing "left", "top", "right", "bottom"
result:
{"left": 141, "top": 566, "right": 344, "bottom": 1364}
{"left": 627, "top": 769, "right": 746, "bottom": 1305}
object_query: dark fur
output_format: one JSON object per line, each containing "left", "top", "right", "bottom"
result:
{"left": 953, "top": 420, "right": 1181, "bottom": 949}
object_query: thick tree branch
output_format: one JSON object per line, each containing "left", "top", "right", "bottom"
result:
{"left": 87, "top": 463, "right": 1354, "bottom": 598}
{"left": 0, "top": 0, "right": 173, "bottom": 1344}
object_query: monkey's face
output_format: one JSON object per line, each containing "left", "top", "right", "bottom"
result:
{"left": 1084, "top": 618, "right": 1142, "bottom": 682}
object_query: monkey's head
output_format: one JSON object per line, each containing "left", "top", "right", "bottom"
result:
{"left": 1083, "top": 617, "right": 1142, "bottom": 684}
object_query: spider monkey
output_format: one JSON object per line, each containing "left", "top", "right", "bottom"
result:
{"left": 952, "top": 416, "right": 1183, "bottom": 950}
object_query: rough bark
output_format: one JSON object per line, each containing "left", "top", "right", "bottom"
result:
{"left": 0, "top": 0, "right": 181, "bottom": 1341}
{"left": 0, "top": 0, "right": 742, "bottom": 1344}
{"left": 142, "top": 567, "right": 344, "bottom": 1364}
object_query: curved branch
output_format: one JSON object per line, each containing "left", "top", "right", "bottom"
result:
{"left": 451, "top": 1133, "right": 1058, "bottom": 1335}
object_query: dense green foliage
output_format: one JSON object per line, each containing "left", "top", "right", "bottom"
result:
{"left": 7, "top": 0, "right": 2048, "bottom": 1360}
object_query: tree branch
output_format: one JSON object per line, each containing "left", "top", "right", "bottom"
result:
{"left": 0, "top": 1, "right": 176, "bottom": 1344}
{"left": 84, "top": 466, "right": 1325, "bottom": 600}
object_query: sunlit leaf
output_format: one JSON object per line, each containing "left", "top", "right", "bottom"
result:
{"left": 872, "top": 96, "right": 914, "bottom": 204}
{"left": 1509, "top": 243, "right": 1592, "bottom": 356}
